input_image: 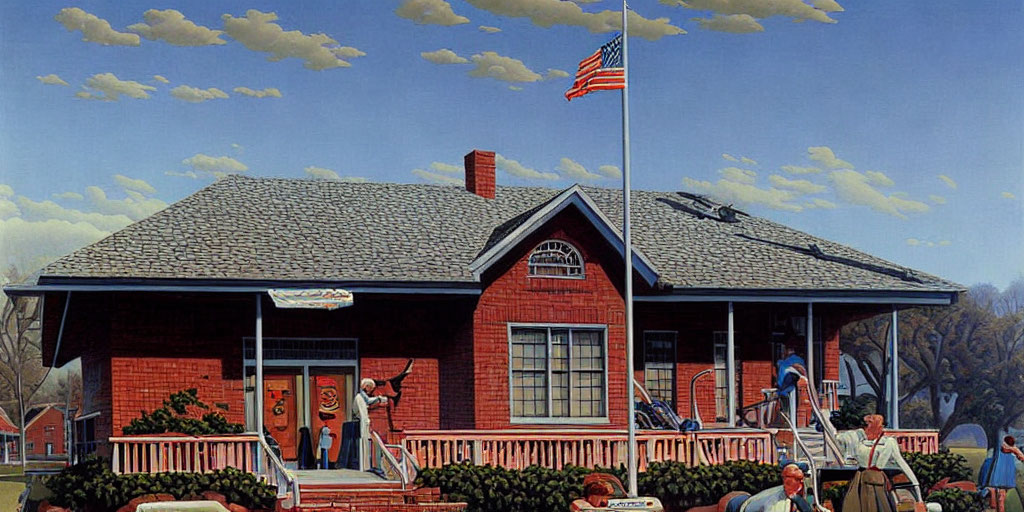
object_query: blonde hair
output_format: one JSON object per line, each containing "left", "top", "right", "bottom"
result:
{"left": 360, "top": 378, "right": 376, "bottom": 390}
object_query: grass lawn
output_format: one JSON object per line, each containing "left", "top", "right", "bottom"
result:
{"left": 950, "top": 447, "right": 1024, "bottom": 512}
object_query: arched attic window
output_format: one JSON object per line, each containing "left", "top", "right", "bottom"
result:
{"left": 528, "top": 240, "right": 584, "bottom": 278}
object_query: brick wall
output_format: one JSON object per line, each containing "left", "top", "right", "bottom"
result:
{"left": 474, "top": 209, "right": 628, "bottom": 429}
{"left": 25, "top": 407, "right": 65, "bottom": 456}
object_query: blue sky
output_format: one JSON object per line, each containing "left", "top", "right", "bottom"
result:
{"left": 1, "top": 1, "right": 1021, "bottom": 289}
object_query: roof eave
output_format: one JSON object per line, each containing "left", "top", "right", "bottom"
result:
{"left": 4, "top": 277, "right": 483, "bottom": 296}
{"left": 635, "top": 287, "right": 961, "bottom": 305}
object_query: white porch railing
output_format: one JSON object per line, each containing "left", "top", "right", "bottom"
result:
{"left": 109, "top": 434, "right": 299, "bottom": 507}
{"left": 401, "top": 429, "right": 774, "bottom": 471}
{"left": 820, "top": 380, "right": 840, "bottom": 412}
{"left": 889, "top": 429, "right": 939, "bottom": 455}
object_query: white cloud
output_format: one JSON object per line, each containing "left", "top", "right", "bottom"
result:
{"left": 598, "top": 165, "right": 621, "bottom": 179}
{"left": 722, "top": 153, "right": 738, "bottom": 162}
{"left": 545, "top": 68, "right": 571, "bottom": 80}
{"left": 165, "top": 170, "right": 199, "bottom": 179}
{"left": 906, "top": 238, "right": 951, "bottom": 248}
{"left": 52, "top": 191, "right": 84, "bottom": 201}
{"left": 153, "top": 75, "right": 170, "bottom": 84}
{"left": 170, "top": 85, "right": 229, "bottom": 103}
{"left": 864, "top": 170, "right": 894, "bottom": 187}
{"left": 0, "top": 185, "right": 13, "bottom": 198}
{"left": 464, "top": 0, "right": 686, "bottom": 41}
{"left": 83, "top": 186, "right": 167, "bottom": 220}
{"left": 0, "top": 198, "right": 18, "bottom": 219}
{"left": 305, "top": 166, "right": 367, "bottom": 182}
{"left": 113, "top": 174, "right": 156, "bottom": 195}
{"left": 1002, "top": 191, "right": 1018, "bottom": 200}
{"left": 412, "top": 169, "right": 464, "bottom": 185}
{"left": 429, "top": 162, "right": 462, "bottom": 174}
{"left": 233, "top": 87, "right": 282, "bottom": 98}
{"left": 829, "top": 169, "right": 929, "bottom": 219}
{"left": 781, "top": 165, "right": 822, "bottom": 175}
{"left": 682, "top": 176, "right": 802, "bottom": 212}
{"left": 692, "top": 14, "right": 764, "bottom": 33}
{"left": 36, "top": 74, "right": 69, "bottom": 86}
{"left": 928, "top": 194, "right": 947, "bottom": 205}
{"left": 666, "top": 0, "right": 843, "bottom": 25}
{"left": 78, "top": 73, "right": 156, "bottom": 101}
{"left": 740, "top": 156, "right": 758, "bottom": 166}
{"left": 805, "top": 198, "right": 837, "bottom": 209}
{"left": 469, "top": 52, "right": 542, "bottom": 83}
{"left": 509, "top": 85, "right": 523, "bottom": 91}
{"left": 557, "top": 157, "right": 606, "bottom": 182}
{"left": 128, "top": 9, "right": 225, "bottom": 46}
{"left": 183, "top": 154, "right": 248, "bottom": 176}
{"left": 720, "top": 167, "right": 757, "bottom": 185}
{"left": 396, "top": 0, "right": 470, "bottom": 25}
{"left": 222, "top": 10, "right": 365, "bottom": 70}
{"left": 768, "top": 174, "right": 826, "bottom": 195}
{"left": 17, "top": 196, "right": 133, "bottom": 232}
{"left": 421, "top": 49, "right": 469, "bottom": 65}
{"left": 55, "top": 7, "right": 140, "bottom": 46}
{"left": 479, "top": 25, "right": 502, "bottom": 33}
{"left": 495, "top": 154, "right": 559, "bottom": 181}
{"left": 808, "top": 146, "right": 853, "bottom": 169}
{"left": 0, "top": 217, "right": 111, "bottom": 273}
{"left": 938, "top": 174, "right": 958, "bottom": 190}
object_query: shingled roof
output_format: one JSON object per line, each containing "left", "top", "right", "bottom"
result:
{"left": 36, "top": 175, "right": 960, "bottom": 295}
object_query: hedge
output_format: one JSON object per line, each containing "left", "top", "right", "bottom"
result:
{"left": 44, "top": 457, "right": 277, "bottom": 512}
{"left": 417, "top": 452, "right": 978, "bottom": 512}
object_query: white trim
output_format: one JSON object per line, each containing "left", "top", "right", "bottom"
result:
{"left": 75, "top": 411, "right": 101, "bottom": 421}
{"left": 510, "top": 417, "right": 611, "bottom": 425}
{"left": 5, "top": 284, "right": 481, "bottom": 295}
{"left": 468, "top": 187, "right": 659, "bottom": 286}
{"left": 634, "top": 294, "right": 953, "bottom": 305}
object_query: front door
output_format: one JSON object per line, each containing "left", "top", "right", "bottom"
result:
{"left": 264, "top": 374, "right": 298, "bottom": 460}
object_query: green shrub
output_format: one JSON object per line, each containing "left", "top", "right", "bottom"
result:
{"left": 904, "top": 450, "right": 973, "bottom": 492}
{"left": 45, "top": 456, "right": 277, "bottom": 512}
{"left": 831, "top": 395, "right": 876, "bottom": 431}
{"left": 122, "top": 389, "right": 244, "bottom": 436}
{"left": 417, "top": 461, "right": 782, "bottom": 512}
{"left": 925, "top": 488, "right": 985, "bottom": 512}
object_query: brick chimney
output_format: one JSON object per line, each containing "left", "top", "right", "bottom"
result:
{"left": 464, "top": 149, "right": 496, "bottom": 199}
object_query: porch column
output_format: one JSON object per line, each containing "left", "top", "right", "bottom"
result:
{"left": 890, "top": 306, "right": 899, "bottom": 429}
{"left": 727, "top": 301, "right": 736, "bottom": 427}
{"left": 255, "top": 295, "right": 265, "bottom": 441}
{"left": 806, "top": 303, "right": 814, "bottom": 387}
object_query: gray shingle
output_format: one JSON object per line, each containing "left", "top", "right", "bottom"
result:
{"left": 39, "top": 175, "right": 960, "bottom": 293}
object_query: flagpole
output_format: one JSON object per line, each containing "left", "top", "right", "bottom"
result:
{"left": 621, "top": 0, "right": 638, "bottom": 499}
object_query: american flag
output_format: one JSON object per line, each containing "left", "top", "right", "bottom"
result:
{"left": 565, "top": 34, "right": 625, "bottom": 101}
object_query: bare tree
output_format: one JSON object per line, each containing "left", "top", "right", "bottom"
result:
{"left": 0, "top": 268, "right": 44, "bottom": 468}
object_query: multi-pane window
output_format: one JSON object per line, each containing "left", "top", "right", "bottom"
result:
{"left": 713, "top": 332, "right": 741, "bottom": 422}
{"left": 510, "top": 326, "right": 606, "bottom": 419}
{"left": 528, "top": 240, "right": 584, "bottom": 278}
{"left": 644, "top": 332, "right": 676, "bottom": 408}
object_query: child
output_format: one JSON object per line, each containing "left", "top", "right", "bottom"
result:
{"left": 980, "top": 435, "right": 1024, "bottom": 512}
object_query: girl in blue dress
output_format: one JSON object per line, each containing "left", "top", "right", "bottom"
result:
{"left": 980, "top": 436, "right": 1024, "bottom": 512}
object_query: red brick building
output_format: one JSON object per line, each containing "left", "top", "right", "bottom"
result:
{"left": 9, "top": 150, "right": 960, "bottom": 464}
{"left": 23, "top": 404, "right": 66, "bottom": 457}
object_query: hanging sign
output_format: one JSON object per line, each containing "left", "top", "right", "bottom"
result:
{"left": 267, "top": 289, "right": 354, "bottom": 310}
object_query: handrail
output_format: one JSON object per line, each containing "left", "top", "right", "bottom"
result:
{"left": 372, "top": 431, "right": 409, "bottom": 489}
{"left": 690, "top": 369, "right": 713, "bottom": 428}
{"left": 779, "top": 412, "right": 827, "bottom": 512}
{"left": 256, "top": 436, "right": 300, "bottom": 508}
{"left": 784, "top": 366, "right": 844, "bottom": 464}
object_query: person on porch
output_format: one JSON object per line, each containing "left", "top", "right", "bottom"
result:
{"left": 776, "top": 344, "right": 805, "bottom": 423}
{"left": 341, "top": 378, "right": 388, "bottom": 472}
{"left": 317, "top": 422, "right": 333, "bottom": 469}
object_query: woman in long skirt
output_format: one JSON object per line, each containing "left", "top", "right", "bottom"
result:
{"left": 980, "top": 436, "right": 1024, "bottom": 512}
{"left": 837, "top": 414, "right": 926, "bottom": 512}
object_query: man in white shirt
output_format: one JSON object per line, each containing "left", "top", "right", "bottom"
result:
{"left": 351, "top": 378, "right": 388, "bottom": 472}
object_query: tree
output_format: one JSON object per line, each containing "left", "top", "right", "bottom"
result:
{"left": 0, "top": 267, "right": 45, "bottom": 468}
{"left": 841, "top": 314, "right": 892, "bottom": 416}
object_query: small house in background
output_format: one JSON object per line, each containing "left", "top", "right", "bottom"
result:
{"left": 0, "top": 407, "right": 18, "bottom": 462}
{"left": 23, "top": 404, "right": 67, "bottom": 458}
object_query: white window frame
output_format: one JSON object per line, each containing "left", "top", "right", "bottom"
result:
{"left": 508, "top": 323, "right": 609, "bottom": 425}
{"left": 527, "top": 240, "right": 585, "bottom": 279}
{"left": 642, "top": 331, "right": 677, "bottom": 409}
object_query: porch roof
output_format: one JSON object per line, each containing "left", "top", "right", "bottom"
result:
{"left": 19, "top": 175, "right": 961, "bottom": 299}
